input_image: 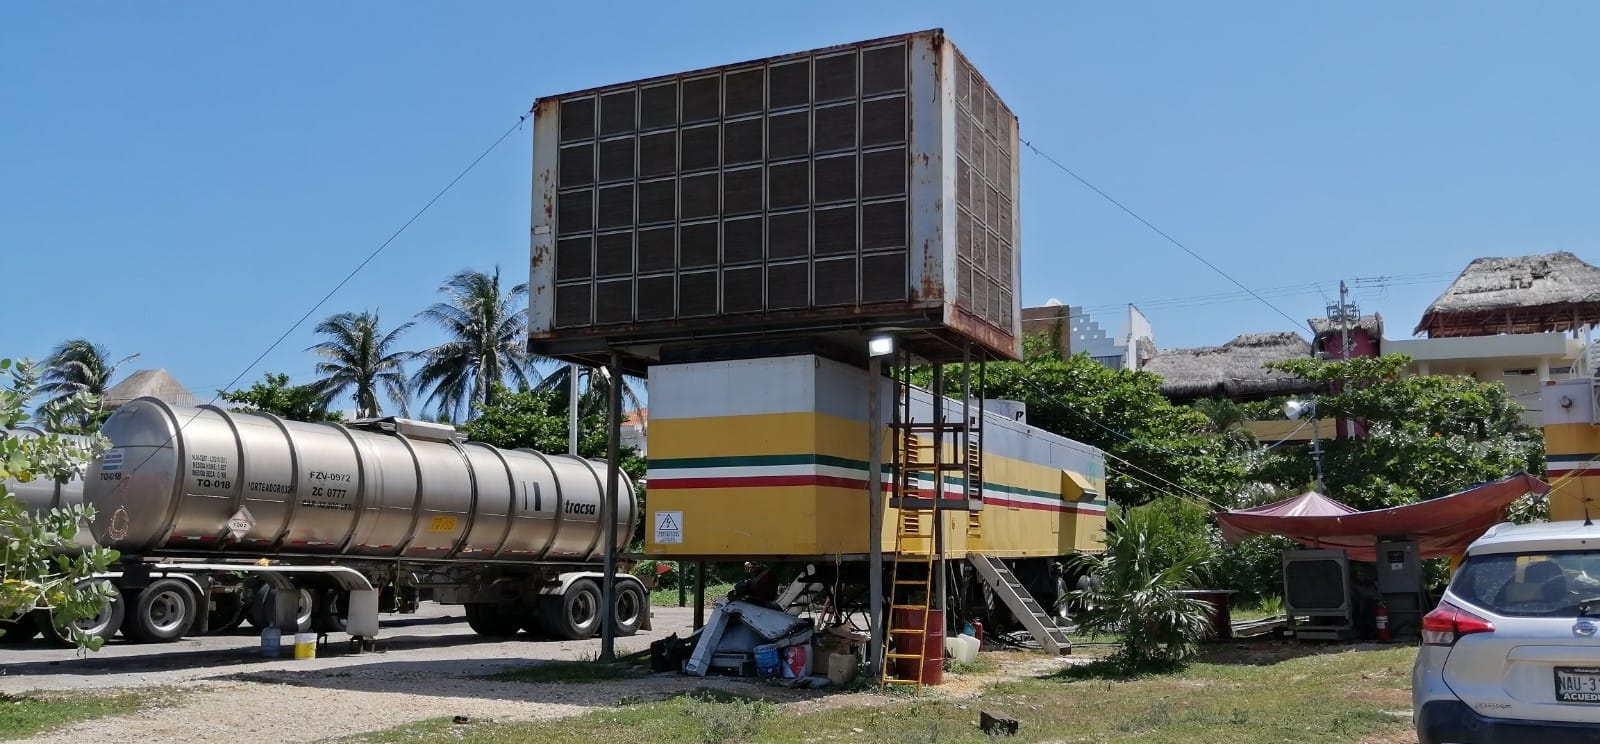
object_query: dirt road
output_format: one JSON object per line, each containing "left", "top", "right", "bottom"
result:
{"left": 3, "top": 603, "right": 778, "bottom": 743}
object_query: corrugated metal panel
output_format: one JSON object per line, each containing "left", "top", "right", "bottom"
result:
{"left": 529, "top": 29, "right": 1023, "bottom": 364}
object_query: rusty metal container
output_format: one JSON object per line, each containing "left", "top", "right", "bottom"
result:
{"left": 527, "top": 28, "right": 1021, "bottom": 368}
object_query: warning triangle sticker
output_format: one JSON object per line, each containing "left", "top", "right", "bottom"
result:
{"left": 657, "top": 513, "right": 679, "bottom": 530}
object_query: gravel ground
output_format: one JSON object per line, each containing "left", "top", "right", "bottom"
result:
{"left": 3, "top": 604, "right": 1079, "bottom": 743}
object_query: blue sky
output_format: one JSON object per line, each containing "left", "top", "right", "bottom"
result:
{"left": 5, "top": 2, "right": 1597, "bottom": 413}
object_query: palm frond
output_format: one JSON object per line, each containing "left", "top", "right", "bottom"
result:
{"left": 411, "top": 266, "right": 549, "bottom": 418}
{"left": 306, "top": 310, "right": 411, "bottom": 418}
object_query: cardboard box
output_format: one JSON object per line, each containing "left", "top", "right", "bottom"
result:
{"left": 815, "top": 626, "right": 866, "bottom": 656}
{"left": 826, "top": 653, "right": 858, "bottom": 686}
{"left": 810, "top": 625, "right": 866, "bottom": 682}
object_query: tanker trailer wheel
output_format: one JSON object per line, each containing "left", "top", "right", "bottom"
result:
{"left": 122, "top": 578, "right": 198, "bottom": 643}
{"left": 248, "top": 584, "right": 315, "bottom": 632}
{"left": 545, "top": 579, "right": 601, "bottom": 640}
{"left": 312, "top": 589, "right": 349, "bottom": 634}
{"left": 465, "top": 604, "right": 522, "bottom": 637}
{"left": 612, "top": 581, "right": 646, "bottom": 637}
{"left": 38, "top": 580, "right": 125, "bottom": 647}
{"left": 519, "top": 608, "right": 552, "bottom": 638}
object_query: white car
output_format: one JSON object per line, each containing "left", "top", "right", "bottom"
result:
{"left": 1413, "top": 519, "right": 1600, "bottom": 743}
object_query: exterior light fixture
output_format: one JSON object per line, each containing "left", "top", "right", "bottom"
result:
{"left": 868, "top": 336, "right": 895, "bottom": 357}
{"left": 1283, "top": 399, "right": 1313, "bottom": 420}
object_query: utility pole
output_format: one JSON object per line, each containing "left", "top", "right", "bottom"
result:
{"left": 1309, "top": 410, "right": 1327, "bottom": 491}
{"left": 865, "top": 346, "right": 886, "bottom": 680}
{"left": 1326, "top": 280, "right": 1361, "bottom": 439}
{"left": 598, "top": 351, "right": 623, "bottom": 662}
{"left": 568, "top": 362, "right": 581, "bottom": 455}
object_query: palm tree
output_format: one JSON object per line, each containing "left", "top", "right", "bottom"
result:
{"left": 410, "top": 266, "right": 539, "bottom": 422}
{"left": 38, "top": 339, "right": 139, "bottom": 430}
{"left": 307, "top": 310, "right": 413, "bottom": 419}
{"left": 1066, "top": 505, "right": 1216, "bottom": 672}
{"left": 533, "top": 363, "right": 646, "bottom": 423}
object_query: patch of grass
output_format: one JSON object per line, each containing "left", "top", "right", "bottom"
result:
{"left": 944, "top": 655, "right": 999, "bottom": 675}
{"left": 340, "top": 644, "right": 1418, "bottom": 744}
{"left": 649, "top": 583, "right": 734, "bottom": 608}
{"left": 1232, "top": 594, "right": 1285, "bottom": 621}
{"left": 330, "top": 689, "right": 779, "bottom": 744}
{"left": 0, "top": 689, "right": 161, "bottom": 740}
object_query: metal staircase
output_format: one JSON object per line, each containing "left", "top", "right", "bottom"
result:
{"left": 777, "top": 568, "right": 828, "bottom": 617}
{"left": 968, "top": 554, "right": 1073, "bottom": 655}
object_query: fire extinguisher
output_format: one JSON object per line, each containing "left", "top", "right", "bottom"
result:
{"left": 1375, "top": 601, "right": 1390, "bottom": 642}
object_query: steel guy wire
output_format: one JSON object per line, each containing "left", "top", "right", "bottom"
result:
{"left": 112, "top": 113, "right": 530, "bottom": 493}
{"left": 1023, "top": 139, "right": 1322, "bottom": 337}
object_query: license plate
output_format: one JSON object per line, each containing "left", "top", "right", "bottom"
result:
{"left": 1555, "top": 666, "right": 1600, "bottom": 703}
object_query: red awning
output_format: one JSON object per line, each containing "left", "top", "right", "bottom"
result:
{"left": 1214, "top": 473, "right": 1550, "bottom": 562}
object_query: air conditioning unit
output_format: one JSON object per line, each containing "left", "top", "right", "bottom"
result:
{"left": 1282, "top": 549, "right": 1353, "bottom": 641}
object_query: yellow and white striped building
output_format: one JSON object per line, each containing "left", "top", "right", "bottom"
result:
{"left": 642, "top": 355, "right": 1107, "bottom": 560}
{"left": 1543, "top": 378, "right": 1600, "bottom": 521}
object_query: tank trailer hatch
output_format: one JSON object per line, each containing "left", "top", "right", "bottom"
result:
{"left": 347, "top": 417, "right": 465, "bottom": 443}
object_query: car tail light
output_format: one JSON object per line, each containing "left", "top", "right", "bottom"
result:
{"left": 1421, "top": 601, "right": 1495, "bottom": 646}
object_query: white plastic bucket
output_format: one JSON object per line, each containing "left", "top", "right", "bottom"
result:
{"left": 293, "top": 632, "right": 317, "bottom": 660}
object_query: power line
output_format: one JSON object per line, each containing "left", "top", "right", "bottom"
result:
{"left": 1110, "top": 465, "right": 1227, "bottom": 513}
{"left": 115, "top": 112, "right": 530, "bottom": 482}
{"left": 1103, "top": 449, "right": 1225, "bottom": 511}
{"left": 1257, "top": 417, "right": 1313, "bottom": 453}
{"left": 1022, "top": 140, "right": 1315, "bottom": 336}
{"left": 1027, "top": 271, "right": 1460, "bottom": 331}
{"left": 1004, "top": 372, "right": 1226, "bottom": 508}
{"left": 1008, "top": 372, "right": 1184, "bottom": 457}
{"left": 200, "top": 113, "right": 530, "bottom": 407}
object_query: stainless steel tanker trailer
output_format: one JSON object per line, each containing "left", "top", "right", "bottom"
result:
{"left": 3, "top": 426, "right": 93, "bottom": 516}
{"left": 0, "top": 427, "right": 112, "bottom": 644}
{"left": 8, "top": 397, "right": 651, "bottom": 647}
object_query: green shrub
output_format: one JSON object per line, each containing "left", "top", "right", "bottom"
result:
{"left": 1213, "top": 534, "right": 1299, "bottom": 604}
{"left": 1068, "top": 505, "right": 1215, "bottom": 673}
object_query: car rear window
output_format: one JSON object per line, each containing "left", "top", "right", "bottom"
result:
{"left": 1452, "top": 550, "right": 1600, "bottom": 617}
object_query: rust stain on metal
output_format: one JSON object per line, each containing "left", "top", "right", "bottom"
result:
{"left": 948, "top": 305, "right": 1020, "bottom": 361}
{"left": 914, "top": 236, "right": 942, "bottom": 301}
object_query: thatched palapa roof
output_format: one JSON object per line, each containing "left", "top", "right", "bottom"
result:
{"left": 1143, "top": 332, "right": 1318, "bottom": 401}
{"left": 1309, "top": 313, "right": 1383, "bottom": 338}
{"left": 100, "top": 369, "right": 201, "bottom": 411}
{"left": 1416, "top": 252, "right": 1600, "bottom": 337}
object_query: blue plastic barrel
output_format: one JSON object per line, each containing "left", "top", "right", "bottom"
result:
{"left": 755, "top": 644, "right": 780, "bottom": 677}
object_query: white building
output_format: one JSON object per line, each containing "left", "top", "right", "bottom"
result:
{"left": 1021, "top": 300, "right": 1155, "bottom": 371}
{"left": 1390, "top": 252, "right": 1599, "bottom": 427}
